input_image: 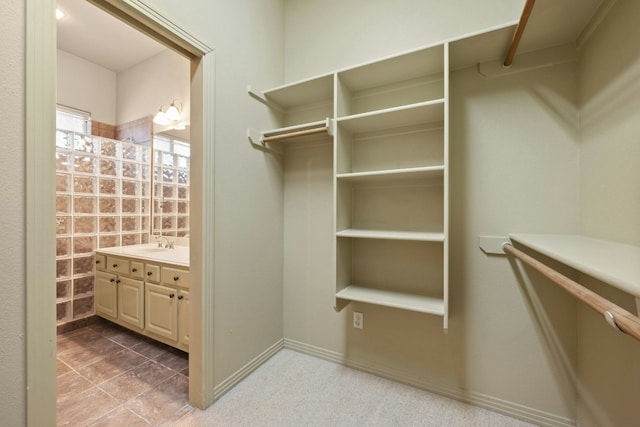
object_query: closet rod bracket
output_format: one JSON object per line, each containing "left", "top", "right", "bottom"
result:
{"left": 604, "top": 311, "right": 623, "bottom": 333}
{"left": 247, "top": 128, "right": 282, "bottom": 155}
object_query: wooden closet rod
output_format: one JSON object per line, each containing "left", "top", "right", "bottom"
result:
{"left": 504, "top": 0, "right": 537, "bottom": 67}
{"left": 503, "top": 243, "right": 640, "bottom": 342}
{"left": 262, "top": 125, "right": 328, "bottom": 143}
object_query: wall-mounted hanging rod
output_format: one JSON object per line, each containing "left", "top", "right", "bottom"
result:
{"left": 262, "top": 124, "right": 329, "bottom": 143}
{"left": 503, "top": 242, "right": 640, "bottom": 342}
{"left": 504, "top": 0, "right": 537, "bottom": 67}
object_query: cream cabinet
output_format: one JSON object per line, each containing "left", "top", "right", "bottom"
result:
{"left": 178, "top": 289, "right": 190, "bottom": 346}
{"left": 94, "top": 249, "right": 190, "bottom": 352}
{"left": 95, "top": 255, "right": 144, "bottom": 330}
{"left": 118, "top": 276, "right": 144, "bottom": 329}
{"left": 145, "top": 282, "right": 178, "bottom": 341}
{"left": 95, "top": 271, "right": 118, "bottom": 320}
{"left": 142, "top": 285, "right": 189, "bottom": 347}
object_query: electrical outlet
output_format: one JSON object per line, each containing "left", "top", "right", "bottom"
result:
{"left": 353, "top": 312, "right": 363, "bottom": 329}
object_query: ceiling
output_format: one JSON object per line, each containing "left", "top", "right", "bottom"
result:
{"left": 520, "top": 0, "right": 608, "bottom": 53}
{"left": 56, "top": 0, "right": 167, "bottom": 72}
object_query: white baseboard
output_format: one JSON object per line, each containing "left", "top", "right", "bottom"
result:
{"left": 213, "top": 338, "right": 285, "bottom": 399}
{"left": 283, "top": 338, "right": 575, "bottom": 427}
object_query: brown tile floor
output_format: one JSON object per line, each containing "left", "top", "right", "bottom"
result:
{"left": 57, "top": 320, "right": 191, "bottom": 426}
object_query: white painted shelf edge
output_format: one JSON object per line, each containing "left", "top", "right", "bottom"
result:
{"left": 509, "top": 234, "right": 640, "bottom": 298}
{"left": 336, "top": 285, "right": 445, "bottom": 315}
{"left": 336, "top": 98, "right": 445, "bottom": 124}
{"left": 337, "top": 229, "right": 444, "bottom": 242}
{"left": 336, "top": 165, "right": 444, "bottom": 181}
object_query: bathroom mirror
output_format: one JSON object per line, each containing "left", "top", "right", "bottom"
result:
{"left": 152, "top": 129, "right": 190, "bottom": 238}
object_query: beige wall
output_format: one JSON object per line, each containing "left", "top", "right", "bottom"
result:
{"left": 116, "top": 49, "right": 190, "bottom": 130}
{"left": 284, "top": 0, "right": 524, "bottom": 82}
{"left": 577, "top": 1, "right": 640, "bottom": 425}
{"left": 143, "top": 0, "right": 286, "bottom": 385}
{"left": 57, "top": 49, "right": 117, "bottom": 124}
{"left": 0, "top": 1, "right": 26, "bottom": 425}
{"left": 58, "top": 47, "right": 190, "bottom": 130}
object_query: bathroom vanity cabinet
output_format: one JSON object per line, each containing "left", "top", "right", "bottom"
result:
{"left": 95, "top": 248, "right": 190, "bottom": 352}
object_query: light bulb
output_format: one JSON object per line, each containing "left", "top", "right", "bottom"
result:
{"left": 165, "top": 101, "right": 181, "bottom": 121}
{"left": 153, "top": 108, "right": 170, "bottom": 125}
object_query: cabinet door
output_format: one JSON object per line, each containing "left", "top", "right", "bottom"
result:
{"left": 95, "top": 271, "right": 117, "bottom": 319}
{"left": 145, "top": 282, "right": 178, "bottom": 341}
{"left": 118, "top": 277, "right": 144, "bottom": 329}
{"left": 178, "top": 290, "right": 190, "bottom": 347}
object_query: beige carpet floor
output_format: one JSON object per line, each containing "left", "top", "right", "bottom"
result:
{"left": 176, "top": 348, "right": 536, "bottom": 426}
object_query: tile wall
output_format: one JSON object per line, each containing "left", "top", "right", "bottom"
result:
{"left": 153, "top": 148, "right": 190, "bottom": 237}
{"left": 55, "top": 131, "right": 152, "bottom": 324}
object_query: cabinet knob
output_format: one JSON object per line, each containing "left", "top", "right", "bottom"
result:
{"left": 132, "top": 268, "right": 138, "bottom": 272}
{"left": 178, "top": 295, "right": 184, "bottom": 300}
{"left": 112, "top": 264, "right": 118, "bottom": 268}
{"left": 110, "top": 278, "right": 115, "bottom": 283}
{"left": 174, "top": 276, "right": 180, "bottom": 281}
{"left": 147, "top": 271, "right": 153, "bottom": 276}
{"left": 116, "top": 279, "right": 121, "bottom": 284}
{"left": 169, "top": 293, "right": 175, "bottom": 298}
{"left": 96, "top": 260, "right": 101, "bottom": 264}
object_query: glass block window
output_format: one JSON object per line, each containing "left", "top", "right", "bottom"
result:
{"left": 55, "top": 108, "right": 152, "bottom": 325}
{"left": 153, "top": 135, "right": 190, "bottom": 237}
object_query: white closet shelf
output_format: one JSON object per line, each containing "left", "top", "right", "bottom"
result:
{"left": 510, "top": 234, "right": 640, "bottom": 298}
{"left": 337, "top": 229, "right": 444, "bottom": 242}
{"left": 336, "top": 285, "right": 445, "bottom": 315}
{"left": 336, "top": 165, "right": 444, "bottom": 183}
{"left": 336, "top": 100, "right": 444, "bottom": 134}
{"left": 262, "top": 74, "right": 334, "bottom": 109}
{"left": 338, "top": 45, "right": 444, "bottom": 92}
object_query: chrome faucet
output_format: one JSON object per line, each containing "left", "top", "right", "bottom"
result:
{"left": 155, "top": 235, "right": 174, "bottom": 249}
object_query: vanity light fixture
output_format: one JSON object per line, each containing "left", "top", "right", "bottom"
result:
{"left": 153, "top": 106, "right": 170, "bottom": 125}
{"left": 165, "top": 100, "right": 182, "bottom": 121}
{"left": 153, "top": 100, "right": 183, "bottom": 126}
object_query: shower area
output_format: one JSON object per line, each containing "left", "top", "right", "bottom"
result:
{"left": 55, "top": 110, "right": 190, "bottom": 327}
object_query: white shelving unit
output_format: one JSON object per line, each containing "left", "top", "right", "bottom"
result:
{"left": 334, "top": 43, "right": 449, "bottom": 330}
{"left": 251, "top": 42, "right": 450, "bottom": 330}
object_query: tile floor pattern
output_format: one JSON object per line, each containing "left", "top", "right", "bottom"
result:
{"left": 59, "top": 323, "right": 535, "bottom": 426}
{"left": 56, "top": 321, "right": 190, "bottom": 426}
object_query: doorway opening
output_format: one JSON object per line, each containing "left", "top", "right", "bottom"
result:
{"left": 26, "top": 1, "right": 215, "bottom": 424}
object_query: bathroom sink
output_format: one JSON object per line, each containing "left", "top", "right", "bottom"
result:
{"left": 134, "top": 246, "right": 170, "bottom": 253}
{"left": 101, "top": 243, "right": 189, "bottom": 266}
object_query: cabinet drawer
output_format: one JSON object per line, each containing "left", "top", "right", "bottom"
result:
{"left": 95, "top": 254, "right": 106, "bottom": 271}
{"left": 107, "top": 256, "right": 130, "bottom": 275}
{"left": 145, "top": 264, "right": 160, "bottom": 282}
{"left": 130, "top": 261, "right": 144, "bottom": 279}
{"left": 161, "top": 266, "right": 190, "bottom": 289}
